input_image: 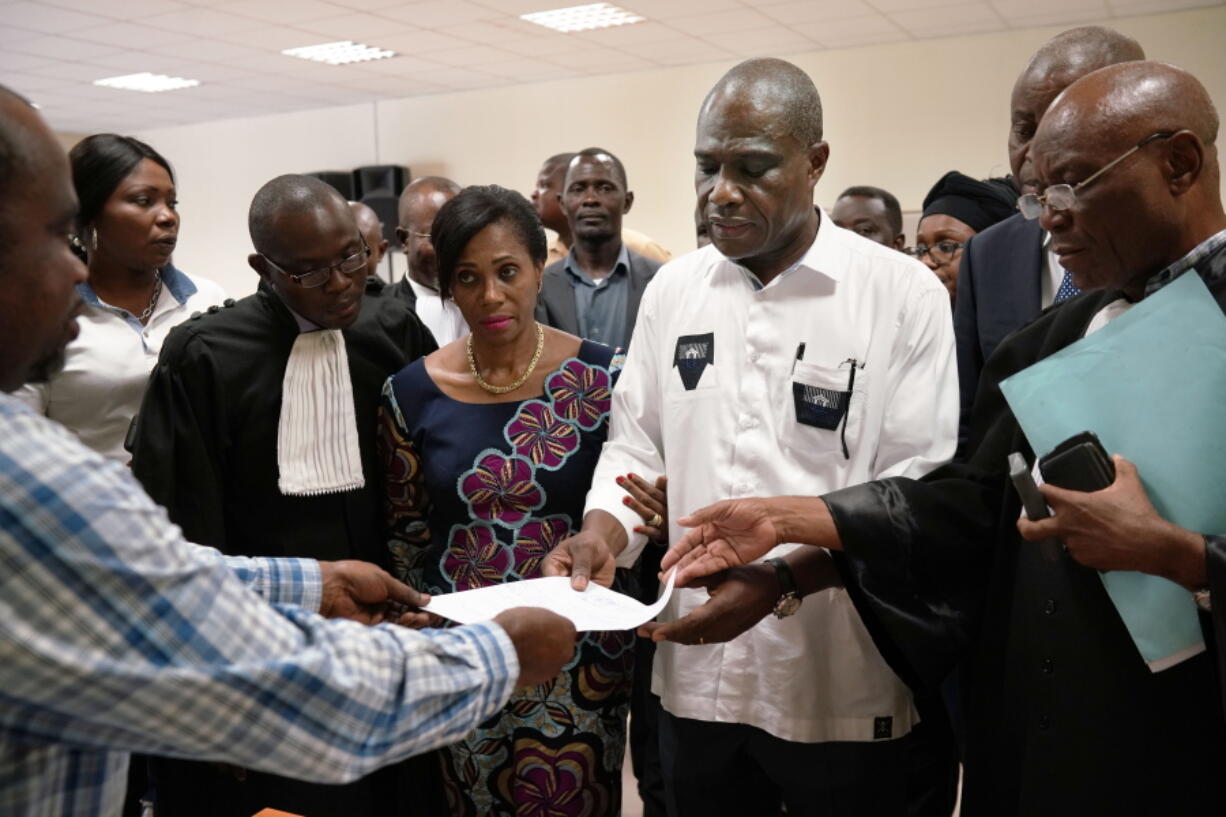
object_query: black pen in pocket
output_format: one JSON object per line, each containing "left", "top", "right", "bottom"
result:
{"left": 791, "top": 342, "right": 806, "bottom": 374}
{"left": 838, "top": 357, "right": 863, "bottom": 460}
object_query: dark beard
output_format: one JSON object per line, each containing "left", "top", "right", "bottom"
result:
{"left": 26, "top": 346, "right": 67, "bottom": 384}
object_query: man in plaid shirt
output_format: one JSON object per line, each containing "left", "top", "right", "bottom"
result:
{"left": 0, "top": 84, "right": 577, "bottom": 817}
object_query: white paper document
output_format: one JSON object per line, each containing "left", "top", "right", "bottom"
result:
{"left": 424, "top": 569, "right": 676, "bottom": 632}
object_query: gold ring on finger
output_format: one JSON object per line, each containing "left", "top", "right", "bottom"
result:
{"left": 648, "top": 512, "right": 663, "bottom": 528}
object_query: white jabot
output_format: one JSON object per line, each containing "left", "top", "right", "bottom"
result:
{"left": 277, "top": 329, "right": 365, "bottom": 496}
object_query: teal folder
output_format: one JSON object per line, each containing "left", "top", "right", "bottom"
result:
{"left": 1001, "top": 272, "right": 1225, "bottom": 670}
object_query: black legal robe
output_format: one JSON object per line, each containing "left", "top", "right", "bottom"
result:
{"left": 823, "top": 273, "right": 1226, "bottom": 816}
{"left": 130, "top": 283, "right": 438, "bottom": 817}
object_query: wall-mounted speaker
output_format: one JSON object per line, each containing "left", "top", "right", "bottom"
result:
{"left": 353, "top": 164, "right": 409, "bottom": 200}
{"left": 305, "top": 170, "right": 355, "bottom": 200}
{"left": 354, "top": 164, "right": 410, "bottom": 246}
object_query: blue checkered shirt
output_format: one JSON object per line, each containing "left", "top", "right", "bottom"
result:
{"left": 0, "top": 395, "right": 519, "bottom": 816}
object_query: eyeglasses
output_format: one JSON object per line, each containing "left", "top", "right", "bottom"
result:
{"left": 408, "top": 231, "right": 430, "bottom": 240}
{"left": 262, "top": 239, "right": 370, "bottom": 289}
{"left": 1018, "top": 131, "right": 1176, "bottom": 220}
{"left": 904, "top": 240, "right": 964, "bottom": 265}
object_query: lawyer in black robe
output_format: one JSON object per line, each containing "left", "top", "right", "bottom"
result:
{"left": 823, "top": 243, "right": 1226, "bottom": 816}
{"left": 130, "top": 282, "right": 438, "bottom": 817}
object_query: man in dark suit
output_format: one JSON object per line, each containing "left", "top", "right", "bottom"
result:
{"left": 535, "top": 147, "right": 660, "bottom": 352}
{"left": 954, "top": 26, "right": 1144, "bottom": 445}
{"left": 385, "top": 175, "right": 467, "bottom": 346}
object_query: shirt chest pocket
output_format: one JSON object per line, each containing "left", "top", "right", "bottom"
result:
{"left": 782, "top": 359, "right": 868, "bottom": 460}
{"left": 666, "top": 332, "right": 720, "bottom": 402}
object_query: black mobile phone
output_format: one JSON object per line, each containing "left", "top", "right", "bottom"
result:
{"left": 1038, "top": 430, "right": 1116, "bottom": 492}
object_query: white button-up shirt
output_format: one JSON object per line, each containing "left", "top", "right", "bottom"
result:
{"left": 406, "top": 276, "right": 469, "bottom": 346}
{"left": 587, "top": 215, "right": 958, "bottom": 743}
{"left": 16, "top": 266, "right": 226, "bottom": 462}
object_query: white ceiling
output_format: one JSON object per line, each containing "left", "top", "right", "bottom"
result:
{"left": 1, "top": 0, "right": 1218, "bottom": 133}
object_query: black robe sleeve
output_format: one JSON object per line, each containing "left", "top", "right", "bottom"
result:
{"left": 130, "top": 326, "right": 230, "bottom": 550}
{"left": 823, "top": 387, "right": 1008, "bottom": 689}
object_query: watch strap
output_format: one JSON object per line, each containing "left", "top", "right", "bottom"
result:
{"left": 766, "top": 557, "right": 797, "bottom": 596}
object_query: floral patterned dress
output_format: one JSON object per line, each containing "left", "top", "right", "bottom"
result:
{"left": 379, "top": 340, "right": 635, "bottom": 817}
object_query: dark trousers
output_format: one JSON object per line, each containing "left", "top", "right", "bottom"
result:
{"left": 658, "top": 711, "right": 955, "bottom": 817}
{"left": 149, "top": 751, "right": 443, "bottom": 817}
{"left": 629, "top": 635, "right": 667, "bottom": 817}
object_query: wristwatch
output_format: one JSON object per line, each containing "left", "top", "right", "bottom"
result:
{"left": 767, "top": 557, "right": 802, "bottom": 619}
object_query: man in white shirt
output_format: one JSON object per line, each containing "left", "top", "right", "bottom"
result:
{"left": 544, "top": 58, "right": 959, "bottom": 815}
{"left": 387, "top": 176, "right": 468, "bottom": 345}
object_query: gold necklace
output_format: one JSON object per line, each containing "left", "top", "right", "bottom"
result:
{"left": 467, "top": 322, "right": 545, "bottom": 395}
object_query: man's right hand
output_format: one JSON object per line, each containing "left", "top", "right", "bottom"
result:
{"left": 542, "top": 529, "right": 617, "bottom": 590}
{"left": 494, "top": 607, "right": 577, "bottom": 687}
{"left": 663, "top": 499, "right": 783, "bottom": 585}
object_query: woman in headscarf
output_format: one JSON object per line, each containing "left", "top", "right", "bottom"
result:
{"left": 910, "top": 171, "right": 1018, "bottom": 303}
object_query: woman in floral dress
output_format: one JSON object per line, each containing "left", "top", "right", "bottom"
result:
{"left": 379, "top": 185, "right": 635, "bottom": 817}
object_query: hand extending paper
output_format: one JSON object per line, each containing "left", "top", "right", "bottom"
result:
{"left": 424, "top": 569, "right": 677, "bottom": 632}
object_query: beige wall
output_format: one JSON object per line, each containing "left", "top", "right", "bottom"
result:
{"left": 135, "top": 5, "right": 1226, "bottom": 298}
{"left": 54, "top": 132, "right": 86, "bottom": 152}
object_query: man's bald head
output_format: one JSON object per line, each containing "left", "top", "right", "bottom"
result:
{"left": 1009, "top": 26, "right": 1145, "bottom": 192}
{"left": 0, "top": 84, "right": 89, "bottom": 391}
{"left": 1041, "top": 61, "right": 1217, "bottom": 151}
{"left": 694, "top": 58, "right": 828, "bottom": 281}
{"left": 397, "top": 176, "right": 461, "bottom": 230}
{"left": 701, "top": 58, "right": 823, "bottom": 148}
{"left": 1022, "top": 26, "right": 1145, "bottom": 87}
{"left": 1031, "top": 61, "right": 1224, "bottom": 294}
{"left": 396, "top": 175, "right": 460, "bottom": 288}
{"left": 349, "top": 201, "right": 381, "bottom": 240}
{"left": 248, "top": 174, "right": 353, "bottom": 258}
{"left": 348, "top": 200, "right": 388, "bottom": 269}
{"left": 531, "top": 154, "right": 575, "bottom": 235}
{"left": 540, "top": 152, "right": 576, "bottom": 181}
{"left": 0, "top": 86, "right": 42, "bottom": 245}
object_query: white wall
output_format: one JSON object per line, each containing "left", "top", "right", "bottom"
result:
{"left": 136, "top": 6, "right": 1226, "bottom": 298}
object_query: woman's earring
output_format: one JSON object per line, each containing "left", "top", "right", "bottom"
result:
{"left": 89, "top": 228, "right": 98, "bottom": 252}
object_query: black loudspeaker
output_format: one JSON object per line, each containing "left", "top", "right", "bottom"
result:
{"left": 354, "top": 164, "right": 410, "bottom": 246}
{"left": 353, "top": 164, "right": 409, "bottom": 200}
{"left": 362, "top": 196, "right": 400, "bottom": 247}
{"left": 305, "top": 170, "right": 355, "bottom": 200}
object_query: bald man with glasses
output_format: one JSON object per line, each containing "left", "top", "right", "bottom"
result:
{"left": 130, "top": 175, "right": 443, "bottom": 817}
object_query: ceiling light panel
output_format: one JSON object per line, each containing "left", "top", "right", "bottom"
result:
{"left": 520, "top": 2, "right": 645, "bottom": 33}
{"left": 282, "top": 40, "right": 396, "bottom": 64}
{"left": 93, "top": 72, "right": 200, "bottom": 92}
